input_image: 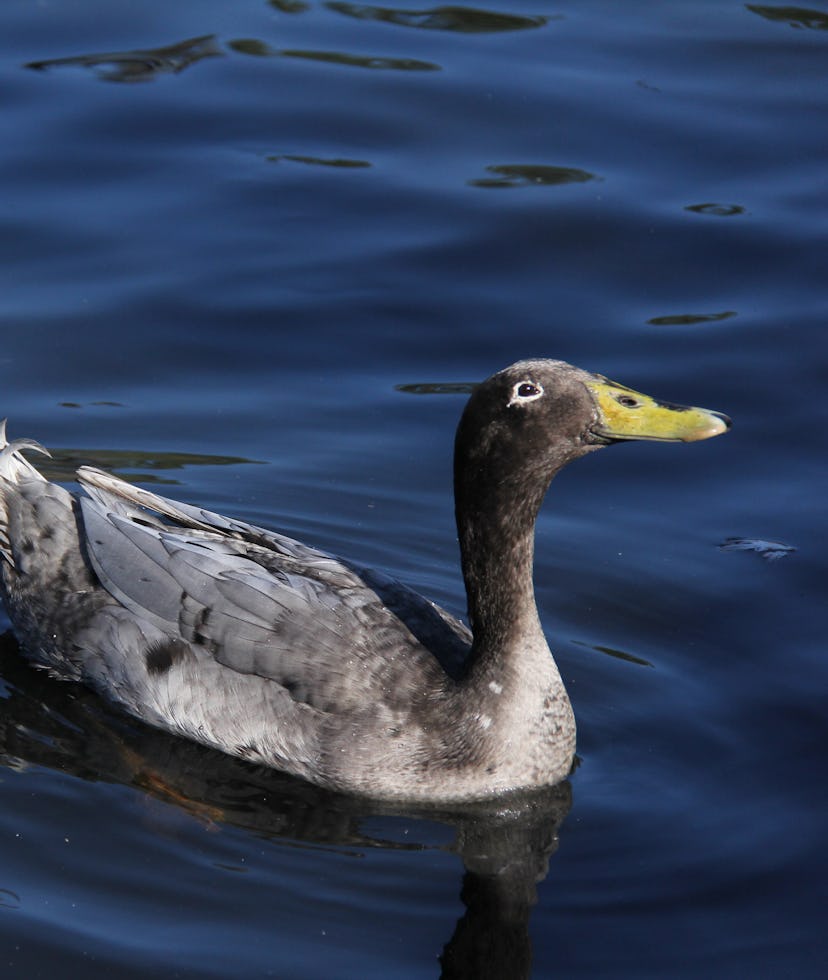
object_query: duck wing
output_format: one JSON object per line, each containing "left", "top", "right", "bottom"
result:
{"left": 76, "top": 468, "right": 471, "bottom": 710}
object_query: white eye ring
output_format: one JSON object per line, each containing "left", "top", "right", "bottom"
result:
{"left": 508, "top": 380, "right": 544, "bottom": 407}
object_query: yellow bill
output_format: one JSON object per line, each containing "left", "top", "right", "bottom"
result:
{"left": 586, "top": 376, "right": 731, "bottom": 443}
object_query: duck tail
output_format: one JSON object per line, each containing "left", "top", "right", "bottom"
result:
{"left": 0, "top": 420, "right": 52, "bottom": 564}
{"left": 0, "top": 419, "right": 51, "bottom": 482}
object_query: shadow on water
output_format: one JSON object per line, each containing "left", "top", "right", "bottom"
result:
{"left": 0, "top": 631, "right": 571, "bottom": 979}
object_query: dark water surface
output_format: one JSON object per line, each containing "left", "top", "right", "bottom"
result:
{"left": 1, "top": 0, "right": 826, "bottom": 976}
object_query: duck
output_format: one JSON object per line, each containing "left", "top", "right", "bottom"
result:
{"left": 0, "top": 360, "right": 729, "bottom": 803}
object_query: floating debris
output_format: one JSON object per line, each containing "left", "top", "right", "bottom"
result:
{"left": 719, "top": 537, "right": 796, "bottom": 561}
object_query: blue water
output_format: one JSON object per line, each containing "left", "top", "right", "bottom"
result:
{"left": 1, "top": 0, "right": 826, "bottom": 976}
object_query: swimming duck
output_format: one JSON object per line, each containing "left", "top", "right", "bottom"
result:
{"left": 0, "top": 360, "right": 729, "bottom": 802}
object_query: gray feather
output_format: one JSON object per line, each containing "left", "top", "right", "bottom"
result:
{"left": 74, "top": 480, "right": 464, "bottom": 713}
{"left": 79, "top": 500, "right": 184, "bottom": 629}
{"left": 0, "top": 359, "right": 626, "bottom": 800}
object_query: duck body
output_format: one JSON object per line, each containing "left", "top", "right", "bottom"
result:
{"left": 0, "top": 361, "right": 729, "bottom": 802}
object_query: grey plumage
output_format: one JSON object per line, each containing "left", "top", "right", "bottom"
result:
{"left": 0, "top": 361, "right": 729, "bottom": 802}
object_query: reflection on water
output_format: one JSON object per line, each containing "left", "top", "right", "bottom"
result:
{"left": 227, "top": 38, "right": 279, "bottom": 57}
{"left": 269, "top": 0, "right": 312, "bottom": 12}
{"left": 647, "top": 311, "right": 737, "bottom": 326}
{"left": 571, "top": 639, "right": 654, "bottom": 669}
{"left": 684, "top": 202, "right": 747, "bottom": 217}
{"left": 0, "top": 632, "right": 570, "bottom": 980}
{"left": 0, "top": 889, "right": 20, "bottom": 911}
{"left": 282, "top": 48, "right": 440, "bottom": 70}
{"left": 39, "top": 447, "right": 261, "bottom": 485}
{"left": 746, "top": 5, "right": 828, "bottom": 30}
{"left": 326, "top": 3, "right": 552, "bottom": 34}
{"left": 267, "top": 153, "right": 372, "bottom": 168}
{"left": 396, "top": 381, "right": 477, "bottom": 395}
{"left": 229, "top": 36, "right": 440, "bottom": 71}
{"left": 59, "top": 401, "right": 125, "bottom": 409}
{"left": 469, "top": 164, "right": 598, "bottom": 188}
{"left": 25, "top": 34, "right": 222, "bottom": 83}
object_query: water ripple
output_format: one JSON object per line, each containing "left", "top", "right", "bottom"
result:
{"left": 719, "top": 537, "right": 797, "bottom": 561}
{"left": 25, "top": 34, "right": 222, "bottom": 83}
{"left": 647, "top": 311, "right": 737, "bottom": 326}
{"left": 685, "top": 202, "right": 747, "bottom": 217}
{"left": 747, "top": 5, "right": 828, "bottom": 30}
{"left": 326, "top": 2, "right": 552, "bottom": 33}
{"left": 267, "top": 154, "right": 372, "bottom": 169}
{"left": 469, "top": 163, "right": 598, "bottom": 188}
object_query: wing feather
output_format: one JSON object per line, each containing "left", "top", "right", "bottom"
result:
{"left": 77, "top": 468, "right": 470, "bottom": 711}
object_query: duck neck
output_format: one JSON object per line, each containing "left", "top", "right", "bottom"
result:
{"left": 454, "top": 474, "right": 549, "bottom": 668}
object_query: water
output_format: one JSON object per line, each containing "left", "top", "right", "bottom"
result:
{"left": 1, "top": 0, "right": 825, "bottom": 975}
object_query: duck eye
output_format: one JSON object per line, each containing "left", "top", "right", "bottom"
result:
{"left": 614, "top": 394, "right": 641, "bottom": 408}
{"left": 508, "top": 380, "right": 544, "bottom": 407}
{"left": 518, "top": 381, "right": 542, "bottom": 397}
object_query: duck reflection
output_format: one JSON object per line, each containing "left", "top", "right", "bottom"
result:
{"left": 0, "top": 631, "right": 570, "bottom": 979}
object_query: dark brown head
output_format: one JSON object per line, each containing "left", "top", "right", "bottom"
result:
{"left": 452, "top": 357, "right": 730, "bottom": 643}
{"left": 454, "top": 358, "right": 730, "bottom": 502}
{"left": 454, "top": 361, "right": 606, "bottom": 504}
{"left": 454, "top": 357, "right": 730, "bottom": 559}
